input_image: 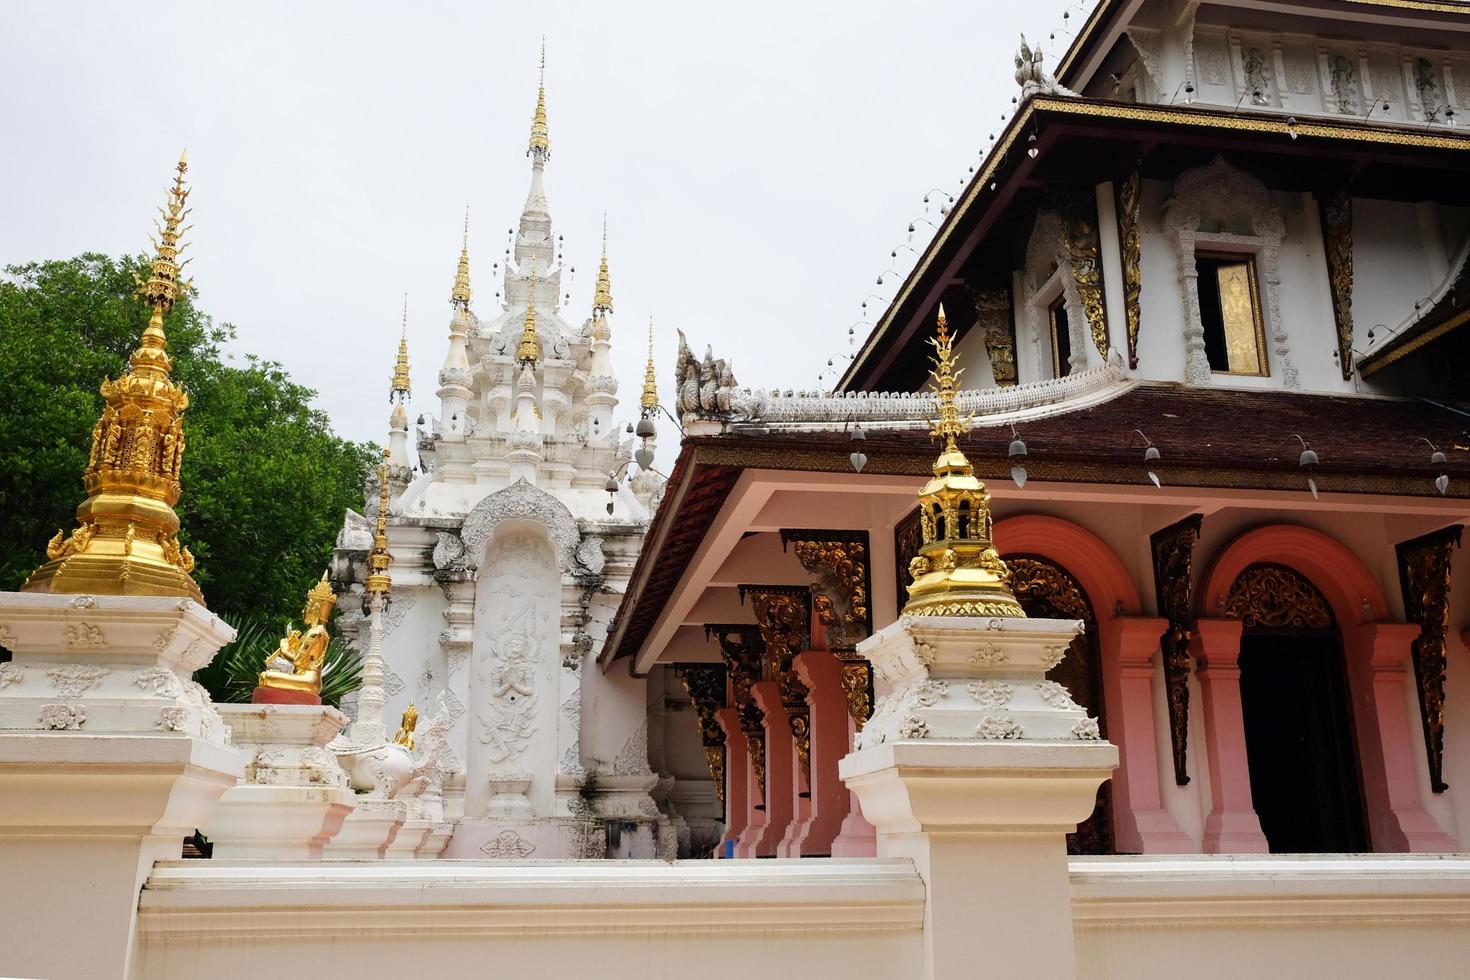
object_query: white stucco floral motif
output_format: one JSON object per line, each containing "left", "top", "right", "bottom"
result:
{"left": 155, "top": 706, "right": 190, "bottom": 732}
{"left": 38, "top": 703, "right": 85, "bottom": 730}
{"left": 1071, "top": 717, "right": 1102, "bottom": 740}
{"left": 133, "top": 666, "right": 183, "bottom": 699}
{"left": 0, "top": 663, "right": 24, "bottom": 689}
{"left": 968, "top": 680, "right": 1014, "bottom": 708}
{"left": 480, "top": 829, "right": 536, "bottom": 858}
{"left": 1034, "top": 681, "right": 1077, "bottom": 709}
{"left": 970, "top": 644, "right": 1008, "bottom": 666}
{"left": 977, "top": 715, "right": 1025, "bottom": 740}
{"left": 63, "top": 623, "right": 106, "bottom": 649}
{"left": 47, "top": 664, "right": 109, "bottom": 697}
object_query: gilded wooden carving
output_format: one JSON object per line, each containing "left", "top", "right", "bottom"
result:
{"left": 741, "top": 585, "right": 813, "bottom": 787}
{"left": 705, "top": 624, "right": 766, "bottom": 801}
{"left": 1397, "top": 525, "right": 1463, "bottom": 794}
{"left": 969, "top": 285, "right": 1018, "bottom": 385}
{"left": 1151, "top": 515, "right": 1202, "bottom": 786}
{"left": 1320, "top": 185, "right": 1355, "bottom": 381}
{"left": 780, "top": 530, "right": 872, "bottom": 651}
{"left": 679, "top": 664, "right": 728, "bottom": 811}
{"left": 1059, "top": 194, "right": 1111, "bottom": 361}
{"left": 1117, "top": 168, "right": 1143, "bottom": 369}
{"left": 894, "top": 507, "right": 924, "bottom": 618}
{"left": 1224, "top": 564, "right": 1334, "bottom": 630}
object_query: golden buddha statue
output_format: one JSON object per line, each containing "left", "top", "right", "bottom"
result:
{"left": 393, "top": 702, "right": 418, "bottom": 751}
{"left": 255, "top": 572, "right": 337, "bottom": 703}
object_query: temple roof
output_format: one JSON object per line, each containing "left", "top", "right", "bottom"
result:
{"left": 602, "top": 383, "right": 1470, "bottom": 666}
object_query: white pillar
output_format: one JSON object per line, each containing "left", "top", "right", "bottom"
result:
{"left": 840, "top": 616, "right": 1118, "bottom": 980}
{"left": 0, "top": 593, "right": 246, "bottom": 980}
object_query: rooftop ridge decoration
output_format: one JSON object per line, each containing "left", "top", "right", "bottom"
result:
{"left": 451, "top": 205, "right": 472, "bottom": 311}
{"left": 365, "top": 449, "right": 394, "bottom": 596}
{"left": 24, "top": 151, "right": 204, "bottom": 603}
{"left": 641, "top": 317, "right": 658, "bottom": 413}
{"left": 592, "top": 213, "right": 613, "bottom": 314}
{"left": 391, "top": 295, "right": 412, "bottom": 402}
{"left": 517, "top": 267, "right": 541, "bottom": 365}
{"left": 899, "top": 305, "right": 1024, "bottom": 619}
{"left": 528, "top": 39, "right": 550, "bottom": 157}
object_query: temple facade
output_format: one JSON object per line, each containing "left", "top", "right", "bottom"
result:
{"left": 606, "top": 0, "right": 1470, "bottom": 859}
{"left": 327, "top": 61, "right": 700, "bottom": 858}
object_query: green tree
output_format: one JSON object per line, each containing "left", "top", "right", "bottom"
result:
{"left": 0, "top": 253, "right": 375, "bottom": 624}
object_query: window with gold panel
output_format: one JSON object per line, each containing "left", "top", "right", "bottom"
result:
{"left": 1195, "top": 254, "right": 1268, "bottom": 376}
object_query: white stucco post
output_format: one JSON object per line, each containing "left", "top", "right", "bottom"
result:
{"left": 840, "top": 617, "right": 1118, "bottom": 980}
{"left": 0, "top": 593, "right": 246, "bottom": 980}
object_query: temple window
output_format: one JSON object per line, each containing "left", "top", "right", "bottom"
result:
{"left": 1049, "top": 296, "right": 1074, "bottom": 378}
{"left": 1195, "top": 254, "right": 1268, "bottom": 376}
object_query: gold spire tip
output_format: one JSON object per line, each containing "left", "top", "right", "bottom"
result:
{"left": 593, "top": 213, "right": 613, "bottom": 314}
{"left": 529, "top": 41, "right": 550, "bottom": 155}
{"left": 452, "top": 210, "right": 473, "bottom": 309}
{"left": 641, "top": 316, "right": 658, "bottom": 411}
{"left": 391, "top": 296, "right": 412, "bottom": 401}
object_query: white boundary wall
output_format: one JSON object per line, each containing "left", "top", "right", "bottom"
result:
{"left": 129, "top": 856, "right": 1470, "bottom": 980}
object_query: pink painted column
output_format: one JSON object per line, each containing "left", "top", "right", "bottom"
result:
{"left": 779, "top": 651, "right": 850, "bottom": 856}
{"left": 1191, "top": 618, "right": 1269, "bottom": 853}
{"left": 738, "top": 682, "right": 792, "bottom": 857}
{"left": 831, "top": 696, "right": 877, "bottom": 855}
{"left": 1342, "top": 623, "right": 1457, "bottom": 852}
{"left": 714, "top": 707, "right": 749, "bottom": 859}
{"left": 1098, "top": 617, "right": 1195, "bottom": 853}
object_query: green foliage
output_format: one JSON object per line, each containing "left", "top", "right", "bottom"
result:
{"left": 191, "top": 612, "right": 363, "bottom": 709}
{"left": 0, "top": 253, "right": 376, "bottom": 624}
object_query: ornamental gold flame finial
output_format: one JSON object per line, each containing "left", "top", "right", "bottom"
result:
{"left": 24, "top": 150, "right": 203, "bottom": 603}
{"left": 364, "top": 449, "right": 394, "bottom": 595}
{"left": 391, "top": 295, "right": 412, "bottom": 402}
{"left": 901, "top": 304, "right": 1024, "bottom": 619}
{"left": 592, "top": 212, "right": 613, "bottom": 314}
{"left": 641, "top": 317, "right": 659, "bottom": 412}
{"left": 516, "top": 266, "right": 541, "bottom": 364}
{"left": 451, "top": 205, "right": 472, "bottom": 310}
{"left": 528, "top": 39, "right": 550, "bottom": 157}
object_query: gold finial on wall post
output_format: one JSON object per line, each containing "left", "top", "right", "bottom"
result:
{"left": 364, "top": 449, "right": 394, "bottom": 596}
{"left": 900, "top": 305, "right": 1024, "bottom": 618}
{"left": 641, "top": 316, "right": 659, "bottom": 413}
{"left": 24, "top": 151, "right": 203, "bottom": 603}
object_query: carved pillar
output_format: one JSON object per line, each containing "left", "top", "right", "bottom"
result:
{"left": 741, "top": 585, "right": 813, "bottom": 789}
{"left": 1097, "top": 617, "right": 1194, "bottom": 852}
{"left": 713, "top": 706, "right": 749, "bottom": 858}
{"left": 1396, "top": 525, "right": 1463, "bottom": 794}
{"left": 1190, "top": 618, "right": 1268, "bottom": 853}
{"left": 678, "top": 664, "right": 728, "bottom": 818}
{"left": 1059, "top": 191, "right": 1111, "bottom": 362}
{"left": 706, "top": 625, "right": 764, "bottom": 854}
{"left": 434, "top": 556, "right": 474, "bottom": 821}
{"left": 1320, "top": 184, "right": 1355, "bottom": 381}
{"left": 1116, "top": 167, "right": 1142, "bottom": 369}
{"left": 1150, "top": 514, "right": 1202, "bottom": 786}
{"left": 748, "top": 678, "right": 793, "bottom": 858}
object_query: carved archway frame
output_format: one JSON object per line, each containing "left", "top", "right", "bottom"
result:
{"left": 1163, "top": 157, "right": 1297, "bottom": 388}
{"left": 1194, "top": 524, "right": 1456, "bottom": 853}
{"left": 1022, "top": 211, "right": 1095, "bottom": 379}
{"left": 993, "top": 515, "right": 1194, "bottom": 853}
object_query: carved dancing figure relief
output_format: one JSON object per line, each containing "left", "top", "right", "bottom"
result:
{"left": 1330, "top": 56, "right": 1358, "bottom": 114}
{"left": 1243, "top": 47, "right": 1271, "bottom": 105}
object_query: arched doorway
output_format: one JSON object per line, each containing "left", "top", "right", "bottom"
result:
{"left": 1224, "top": 563, "right": 1369, "bottom": 853}
{"left": 1006, "top": 554, "right": 1114, "bottom": 855}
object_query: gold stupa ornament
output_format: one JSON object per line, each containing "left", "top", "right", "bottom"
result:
{"left": 391, "top": 297, "right": 412, "bottom": 402}
{"left": 592, "top": 215, "right": 613, "bottom": 314}
{"left": 451, "top": 207, "right": 472, "bottom": 310}
{"left": 902, "top": 305, "right": 1025, "bottom": 619}
{"left": 516, "top": 267, "right": 541, "bottom": 365}
{"left": 364, "top": 450, "right": 394, "bottom": 596}
{"left": 528, "top": 40, "right": 550, "bottom": 156}
{"left": 24, "top": 152, "right": 204, "bottom": 603}
{"left": 640, "top": 318, "right": 658, "bottom": 413}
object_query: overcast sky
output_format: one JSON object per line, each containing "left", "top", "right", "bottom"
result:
{"left": 2, "top": 0, "right": 1073, "bottom": 451}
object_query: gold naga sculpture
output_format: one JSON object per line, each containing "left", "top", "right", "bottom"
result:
{"left": 24, "top": 152, "right": 203, "bottom": 603}
{"left": 393, "top": 702, "right": 418, "bottom": 751}
{"left": 256, "top": 572, "right": 337, "bottom": 702}
{"left": 902, "top": 305, "right": 1025, "bottom": 618}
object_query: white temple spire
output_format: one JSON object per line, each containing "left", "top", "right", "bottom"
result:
{"left": 387, "top": 295, "right": 412, "bottom": 469}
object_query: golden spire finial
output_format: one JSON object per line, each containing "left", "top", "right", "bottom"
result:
{"left": 516, "top": 267, "right": 541, "bottom": 364}
{"left": 24, "top": 152, "right": 202, "bottom": 602}
{"left": 592, "top": 212, "right": 614, "bottom": 314}
{"left": 365, "top": 449, "right": 394, "bottom": 595}
{"left": 391, "top": 294, "right": 412, "bottom": 402}
{"left": 899, "top": 305, "right": 1023, "bottom": 619}
{"left": 641, "top": 317, "right": 659, "bottom": 412}
{"left": 529, "top": 39, "right": 550, "bottom": 156}
{"left": 451, "top": 205, "right": 472, "bottom": 310}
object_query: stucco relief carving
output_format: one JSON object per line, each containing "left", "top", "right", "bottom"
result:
{"left": 38, "top": 703, "right": 85, "bottom": 730}
{"left": 1124, "top": 28, "right": 1163, "bottom": 94}
{"left": 477, "top": 616, "right": 540, "bottom": 763}
{"left": 133, "top": 666, "right": 183, "bottom": 699}
{"left": 155, "top": 706, "right": 189, "bottom": 732}
{"left": 481, "top": 829, "right": 536, "bottom": 858}
{"left": 856, "top": 678, "right": 948, "bottom": 750}
{"left": 461, "top": 479, "right": 579, "bottom": 572}
{"left": 1022, "top": 211, "right": 1090, "bottom": 378}
{"left": 63, "top": 623, "right": 106, "bottom": 649}
{"left": 574, "top": 535, "right": 606, "bottom": 577}
{"left": 433, "top": 531, "right": 469, "bottom": 571}
{"left": 0, "top": 663, "right": 24, "bottom": 689}
{"left": 613, "top": 720, "right": 652, "bottom": 776}
{"left": 48, "top": 664, "right": 108, "bottom": 698}
{"left": 1163, "top": 157, "right": 1294, "bottom": 387}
